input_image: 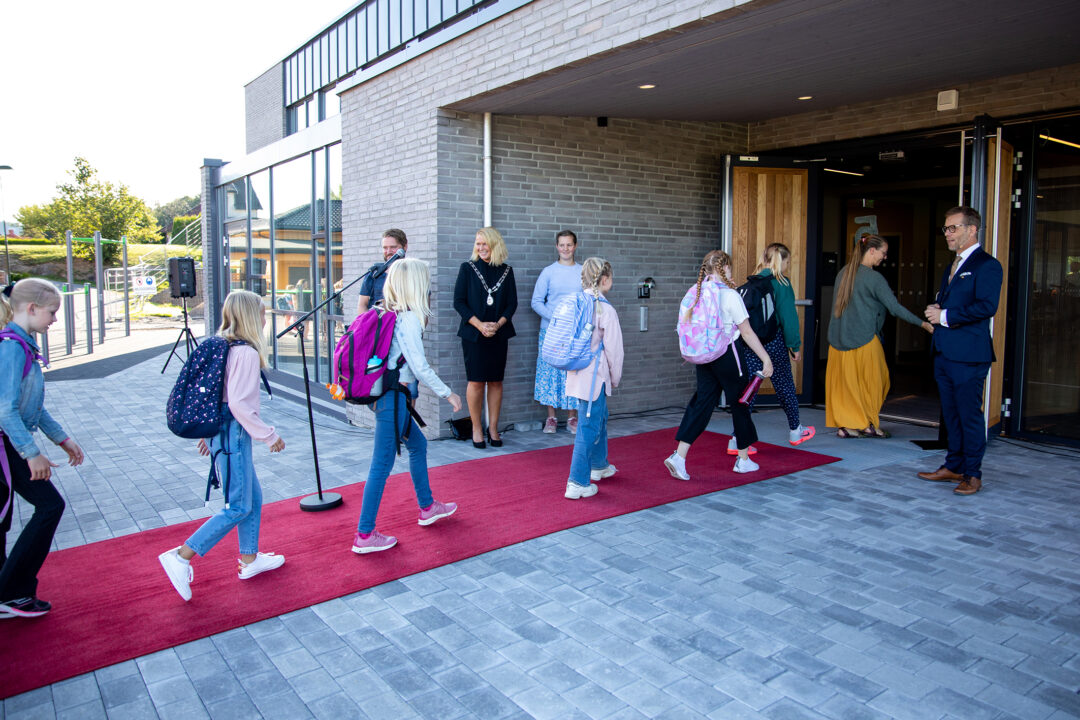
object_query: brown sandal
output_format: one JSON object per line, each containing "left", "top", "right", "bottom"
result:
{"left": 836, "top": 428, "right": 860, "bottom": 439}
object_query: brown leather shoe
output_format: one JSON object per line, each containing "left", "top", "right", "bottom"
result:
{"left": 953, "top": 476, "right": 982, "bottom": 495}
{"left": 917, "top": 466, "right": 963, "bottom": 482}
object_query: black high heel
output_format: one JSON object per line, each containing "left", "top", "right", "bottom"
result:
{"left": 486, "top": 430, "right": 503, "bottom": 448}
{"left": 472, "top": 436, "right": 486, "bottom": 449}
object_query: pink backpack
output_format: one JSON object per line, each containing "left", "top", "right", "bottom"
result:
{"left": 676, "top": 279, "right": 742, "bottom": 366}
{"left": 331, "top": 308, "right": 404, "bottom": 404}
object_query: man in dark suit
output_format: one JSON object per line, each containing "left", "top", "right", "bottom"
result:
{"left": 918, "top": 207, "right": 1003, "bottom": 495}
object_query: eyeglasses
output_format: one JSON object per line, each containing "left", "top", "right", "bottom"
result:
{"left": 941, "top": 224, "right": 968, "bottom": 235}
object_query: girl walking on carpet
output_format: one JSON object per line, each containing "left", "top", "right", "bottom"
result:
{"left": 564, "top": 257, "right": 624, "bottom": 500}
{"left": 664, "top": 250, "right": 773, "bottom": 481}
{"left": 352, "top": 258, "right": 463, "bottom": 553}
{"left": 0, "top": 279, "right": 84, "bottom": 619}
{"left": 159, "top": 290, "right": 286, "bottom": 602}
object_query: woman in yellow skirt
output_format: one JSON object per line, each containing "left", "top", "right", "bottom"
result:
{"left": 826, "top": 234, "right": 934, "bottom": 438}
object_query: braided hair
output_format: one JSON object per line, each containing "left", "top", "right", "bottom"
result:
{"left": 580, "top": 256, "right": 612, "bottom": 319}
{"left": 685, "top": 250, "right": 734, "bottom": 320}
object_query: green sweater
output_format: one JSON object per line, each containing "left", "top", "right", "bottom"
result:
{"left": 827, "top": 264, "right": 924, "bottom": 351}
{"left": 756, "top": 269, "right": 801, "bottom": 352}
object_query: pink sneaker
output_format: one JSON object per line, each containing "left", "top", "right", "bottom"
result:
{"left": 351, "top": 530, "right": 397, "bottom": 554}
{"left": 418, "top": 500, "right": 458, "bottom": 526}
{"left": 567, "top": 416, "right": 579, "bottom": 434}
{"left": 543, "top": 417, "right": 557, "bottom": 434}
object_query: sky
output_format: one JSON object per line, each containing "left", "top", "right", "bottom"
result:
{"left": 0, "top": 0, "right": 355, "bottom": 223}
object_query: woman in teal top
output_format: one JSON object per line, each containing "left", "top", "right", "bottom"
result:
{"left": 733, "top": 243, "right": 815, "bottom": 452}
{"left": 826, "top": 234, "right": 933, "bottom": 438}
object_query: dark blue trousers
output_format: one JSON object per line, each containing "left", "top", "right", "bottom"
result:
{"left": 934, "top": 356, "right": 991, "bottom": 479}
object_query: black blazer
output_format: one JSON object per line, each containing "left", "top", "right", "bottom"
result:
{"left": 931, "top": 246, "right": 1003, "bottom": 364}
{"left": 454, "top": 260, "right": 518, "bottom": 343}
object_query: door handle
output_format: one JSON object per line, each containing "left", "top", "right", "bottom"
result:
{"left": 795, "top": 299, "right": 813, "bottom": 307}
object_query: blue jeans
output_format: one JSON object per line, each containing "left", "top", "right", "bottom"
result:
{"left": 186, "top": 413, "right": 263, "bottom": 556}
{"left": 568, "top": 386, "right": 608, "bottom": 487}
{"left": 357, "top": 391, "right": 433, "bottom": 534}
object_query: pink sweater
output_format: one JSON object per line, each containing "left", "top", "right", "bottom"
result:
{"left": 222, "top": 345, "right": 279, "bottom": 446}
{"left": 565, "top": 293, "right": 624, "bottom": 401}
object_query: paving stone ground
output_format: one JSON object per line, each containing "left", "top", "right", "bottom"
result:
{"left": 2, "top": 345, "right": 1079, "bottom": 720}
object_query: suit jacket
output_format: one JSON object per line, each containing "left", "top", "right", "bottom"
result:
{"left": 931, "top": 246, "right": 1003, "bottom": 364}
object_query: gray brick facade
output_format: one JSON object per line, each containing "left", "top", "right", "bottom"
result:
{"left": 245, "top": 63, "right": 286, "bottom": 154}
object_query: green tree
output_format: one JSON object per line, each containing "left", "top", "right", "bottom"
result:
{"left": 15, "top": 157, "right": 159, "bottom": 263}
{"left": 153, "top": 194, "right": 200, "bottom": 239}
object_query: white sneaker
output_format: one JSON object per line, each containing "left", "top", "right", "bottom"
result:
{"left": 590, "top": 464, "right": 617, "bottom": 481}
{"left": 727, "top": 436, "right": 757, "bottom": 456}
{"left": 159, "top": 547, "right": 193, "bottom": 601}
{"left": 565, "top": 481, "right": 598, "bottom": 499}
{"left": 238, "top": 552, "right": 285, "bottom": 580}
{"left": 789, "top": 425, "right": 816, "bottom": 446}
{"left": 664, "top": 452, "right": 690, "bottom": 481}
{"left": 733, "top": 456, "right": 760, "bottom": 473}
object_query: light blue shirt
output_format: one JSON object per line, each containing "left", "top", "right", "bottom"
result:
{"left": 0, "top": 322, "right": 68, "bottom": 459}
{"left": 531, "top": 262, "right": 582, "bottom": 329}
{"left": 390, "top": 311, "right": 452, "bottom": 398}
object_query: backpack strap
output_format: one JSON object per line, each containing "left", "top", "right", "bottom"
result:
{"left": 0, "top": 330, "right": 40, "bottom": 378}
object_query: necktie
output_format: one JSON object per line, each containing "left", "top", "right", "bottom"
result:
{"left": 948, "top": 255, "right": 960, "bottom": 283}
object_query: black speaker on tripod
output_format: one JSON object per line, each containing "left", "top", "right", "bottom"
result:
{"left": 168, "top": 257, "right": 197, "bottom": 298}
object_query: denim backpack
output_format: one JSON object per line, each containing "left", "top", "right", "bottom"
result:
{"left": 0, "top": 331, "right": 39, "bottom": 378}
{"left": 677, "top": 279, "right": 741, "bottom": 366}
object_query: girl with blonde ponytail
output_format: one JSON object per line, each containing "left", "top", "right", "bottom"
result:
{"left": 563, "top": 258, "right": 624, "bottom": 500}
{"left": 0, "top": 279, "right": 84, "bottom": 619}
{"left": 665, "top": 251, "right": 773, "bottom": 481}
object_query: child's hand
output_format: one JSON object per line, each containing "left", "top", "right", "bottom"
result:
{"left": 761, "top": 358, "right": 774, "bottom": 378}
{"left": 269, "top": 437, "right": 285, "bottom": 453}
{"left": 196, "top": 439, "right": 210, "bottom": 456}
{"left": 59, "top": 438, "right": 85, "bottom": 467}
{"left": 447, "top": 393, "right": 463, "bottom": 413}
{"left": 28, "top": 454, "right": 60, "bottom": 481}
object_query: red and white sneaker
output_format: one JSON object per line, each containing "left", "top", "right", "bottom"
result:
{"left": 418, "top": 500, "right": 457, "bottom": 526}
{"left": 727, "top": 437, "right": 757, "bottom": 456}
{"left": 543, "top": 417, "right": 558, "bottom": 434}
{"left": 566, "top": 416, "right": 579, "bottom": 434}
{"left": 789, "top": 425, "right": 815, "bottom": 446}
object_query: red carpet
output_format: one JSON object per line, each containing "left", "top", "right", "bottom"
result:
{"left": 0, "top": 429, "right": 837, "bottom": 698}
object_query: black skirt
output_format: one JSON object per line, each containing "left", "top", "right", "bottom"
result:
{"left": 462, "top": 336, "right": 509, "bottom": 382}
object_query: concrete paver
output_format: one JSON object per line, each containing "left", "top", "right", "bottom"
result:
{"left": 2, "top": 342, "right": 1079, "bottom": 719}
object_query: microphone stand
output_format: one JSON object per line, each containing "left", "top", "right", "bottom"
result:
{"left": 277, "top": 253, "right": 400, "bottom": 511}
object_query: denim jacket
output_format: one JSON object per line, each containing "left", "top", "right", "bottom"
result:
{"left": 0, "top": 322, "right": 68, "bottom": 459}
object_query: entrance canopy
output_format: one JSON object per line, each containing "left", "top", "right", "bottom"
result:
{"left": 450, "top": 0, "right": 1080, "bottom": 122}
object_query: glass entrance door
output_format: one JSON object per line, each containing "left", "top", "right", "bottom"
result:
{"left": 1017, "top": 121, "right": 1080, "bottom": 441}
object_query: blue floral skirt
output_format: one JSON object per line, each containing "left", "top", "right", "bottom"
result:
{"left": 534, "top": 328, "right": 578, "bottom": 410}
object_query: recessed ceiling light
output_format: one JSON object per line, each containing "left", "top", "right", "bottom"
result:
{"left": 639, "top": 84, "right": 656, "bottom": 90}
{"left": 797, "top": 95, "right": 813, "bottom": 101}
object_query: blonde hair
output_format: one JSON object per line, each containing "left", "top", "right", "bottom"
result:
{"left": 684, "top": 250, "right": 734, "bottom": 320}
{"left": 834, "top": 234, "right": 887, "bottom": 318}
{"left": 472, "top": 227, "right": 509, "bottom": 266}
{"left": 0, "top": 278, "right": 62, "bottom": 330}
{"left": 755, "top": 243, "right": 791, "bottom": 287}
{"left": 383, "top": 257, "right": 432, "bottom": 327}
{"left": 581, "top": 256, "right": 612, "bottom": 319}
{"left": 219, "top": 290, "right": 268, "bottom": 367}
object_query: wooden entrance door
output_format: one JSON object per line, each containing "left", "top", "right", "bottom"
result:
{"left": 983, "top": 134, "right": 1013, "bottom": 431}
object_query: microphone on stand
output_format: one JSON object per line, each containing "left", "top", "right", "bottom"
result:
{"left": 371, "top": 248, "right": 405, "bottom": 279}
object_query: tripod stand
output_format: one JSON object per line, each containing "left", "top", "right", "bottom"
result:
{"left": 161, "top": 296, "right": 199, "bottom": 373}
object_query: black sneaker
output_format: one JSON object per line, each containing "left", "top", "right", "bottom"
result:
{"left": 0, "top": 597, "right": 51, "bottom": 618}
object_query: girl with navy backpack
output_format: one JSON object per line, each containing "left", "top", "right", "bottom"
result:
{"left": 352, "top": 258, "right": 463, "bottom": 553}
{"left": 664, "top": 251, "right": 773, "bottom": 482}
{"left": 564, "top": 258, "right": 624, "bottom": 500}
{"left": 159, "top": 290, "right": 286, "bottom": 602}
{"left": 0, "top": 279, "right": 84, "bottom": 619}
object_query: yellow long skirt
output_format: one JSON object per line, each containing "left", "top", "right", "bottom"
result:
{"left": 825, "top": 335, "right": 890, "bottom": 430}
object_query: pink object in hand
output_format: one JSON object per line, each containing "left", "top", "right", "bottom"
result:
{"left": 738, "top": 371, "right": 766, "bottom": 405}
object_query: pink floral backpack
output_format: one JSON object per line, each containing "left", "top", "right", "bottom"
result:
{"left": 676, "top": 278, "right": 742, "bottom": 366}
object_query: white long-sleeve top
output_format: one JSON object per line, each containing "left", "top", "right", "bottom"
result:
{"left": 222, "top": 345, "right": 279, "bottom": 446}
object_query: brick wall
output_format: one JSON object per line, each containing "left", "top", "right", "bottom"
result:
{"left": 751, "top": 63, "right": 1080, "bottom": 151}
{"left": 245, "top": 64, "right": 286, "bottom": 154}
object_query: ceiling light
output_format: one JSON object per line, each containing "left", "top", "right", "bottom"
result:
{"left": 1040, "top": 134, "right": 1080, "bottom": 150}
{"left": 797, "top": 95, "right": 813, "bottom": 101}
{"left": 639, "top": 84, "right": 655, "bottom": 90}
{"left": 824, "top": 168, "right": 864, "bottom": 177}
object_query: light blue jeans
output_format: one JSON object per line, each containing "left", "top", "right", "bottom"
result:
{"left": 567, "top": 386, "right": 609, "bottom": 487}
{"left": 186, "top": 412, "right": 263, "bottom": 556}
{"left": 357, "top": 391, "right": 433, "bottom": 534}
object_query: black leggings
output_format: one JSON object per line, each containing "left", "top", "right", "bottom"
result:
{"left": 675, "top": 350, "right": 758, "bottom": 451}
